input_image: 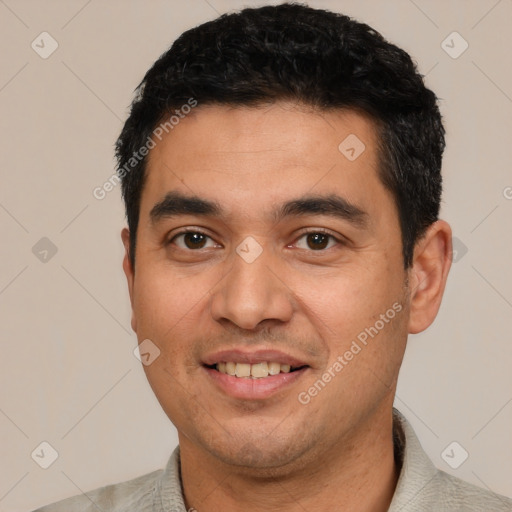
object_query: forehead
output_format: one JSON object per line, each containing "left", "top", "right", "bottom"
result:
{"left": 140, "top": 102, "right": 391, "bottom": 224}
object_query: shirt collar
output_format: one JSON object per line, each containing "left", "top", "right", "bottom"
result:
{"left": 388, "top": 408, "right": 438, "bottom": 511}
{"left": 155, "top": 408, "right": 436, "bottom": 511}
{"left": 156, "top": 444, "right": 187, "bottom": 512}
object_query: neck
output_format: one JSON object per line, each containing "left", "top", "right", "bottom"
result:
{"left": 179, "top": 408, "right": 399, "bottom": 512}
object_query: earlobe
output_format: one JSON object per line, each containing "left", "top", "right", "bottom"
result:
{"left": 408, "top": 220, "right": 452, "bottom": 334}
{"left": 121, "top": 228, "right": 137, "bottom": 333}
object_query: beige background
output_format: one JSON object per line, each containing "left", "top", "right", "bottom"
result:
{"left": 0, "top": 0, "right": 511, "bottom": 510}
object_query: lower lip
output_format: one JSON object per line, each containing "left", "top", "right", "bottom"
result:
{"left": 203, "top": 366, "right": 309, "bottom": 400}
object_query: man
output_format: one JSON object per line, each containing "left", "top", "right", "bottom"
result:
{"left": 35, "top": 3, "right": 512, "bottom": 511}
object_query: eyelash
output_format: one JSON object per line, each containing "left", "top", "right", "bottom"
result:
{"left": 168, "top": 228, "right": 344, "bottom": 252}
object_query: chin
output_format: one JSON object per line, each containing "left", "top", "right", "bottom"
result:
{"left": 201, "top": 429, "right": 317, "bottom": 476}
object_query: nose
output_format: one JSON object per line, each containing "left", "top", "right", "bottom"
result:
{"left": 209, "top": 246, "right": 294, "bottom": 331}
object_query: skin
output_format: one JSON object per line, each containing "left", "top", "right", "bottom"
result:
{"left": 122, "top": 102, "right": 452, "bottom": 512}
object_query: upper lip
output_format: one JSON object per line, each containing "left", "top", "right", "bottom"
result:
{"left": 202, "top": 348, "right": 309, "bottom": 368}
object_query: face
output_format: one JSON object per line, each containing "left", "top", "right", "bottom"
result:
{"left": 123, "top": 102, "right": 413, "bottom": 473}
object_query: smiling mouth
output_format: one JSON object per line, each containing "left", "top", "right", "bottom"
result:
{"left": 205, "top": 362, "right": 309, "bottom": 379}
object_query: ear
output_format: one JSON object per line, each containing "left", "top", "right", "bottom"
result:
{"left": 408, "top": 220, "right": 452, "bottom": 334}
{"left": 121, "top": 228, "right": 137, "bottom": 333}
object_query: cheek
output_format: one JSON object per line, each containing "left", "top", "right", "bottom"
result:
{"left": 132, "top": 264, "right": 225, "bottom": 375}
{"left": 294, "top": 258, "right": 405, "bottom": 368}
{"left": 132, "top": 266, "right": 203, "bottom": 335}
{"left": 295, "top": 265, "right": 390, "bottom": 329}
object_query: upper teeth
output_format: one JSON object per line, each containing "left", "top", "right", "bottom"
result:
{"left": 216, "top": 361, "right": 292, "bottom": 378}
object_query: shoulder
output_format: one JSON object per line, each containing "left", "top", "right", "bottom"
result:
{"left": 32, "top": 468, "right": 163, "bottom": 512}
{"left": 391, "top": 408, "right": 512, "bottom": 511}
{"left": 431, "top": 470, "right": 512, "bottom": 511}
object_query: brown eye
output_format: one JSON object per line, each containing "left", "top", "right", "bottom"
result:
{"left": 306, "top": 233, "right": 330, "bottom": 250}
{"left": 183, "top": 233, "right": 207, "bottom": 249}
{"left": 172, "top": 231, "right": 216, "bottom": 250}
{"left": 294, "top": 231, "right": 339, "bottom": 251}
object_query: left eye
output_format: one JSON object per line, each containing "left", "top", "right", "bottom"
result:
{"left": 294, "top": 232, "right": 339, "bottom": 251}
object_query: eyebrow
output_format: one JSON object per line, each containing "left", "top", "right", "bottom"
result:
{"left": 149, "top": 191, "right": 368, "bottom": 228}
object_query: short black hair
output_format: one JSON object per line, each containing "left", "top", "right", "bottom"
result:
{"left": 116, "top": 2, "right": 445, "bottom": 269}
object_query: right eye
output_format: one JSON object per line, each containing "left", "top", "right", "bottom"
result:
{"left": 170, "top": 231, "right": 220, "bottom": 250}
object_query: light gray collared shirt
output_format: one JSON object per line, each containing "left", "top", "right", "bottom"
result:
{"left": 34, "top": 409, "right": 512, "bottom": 511}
